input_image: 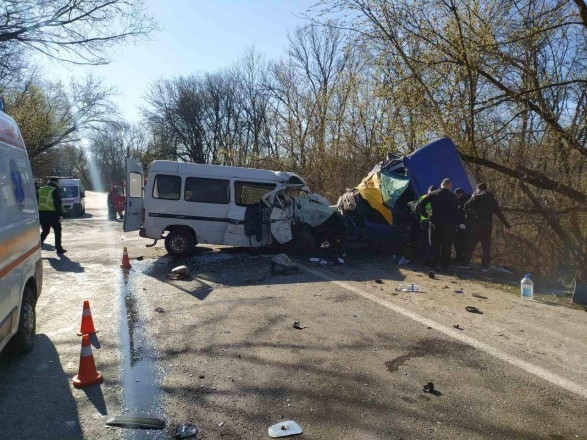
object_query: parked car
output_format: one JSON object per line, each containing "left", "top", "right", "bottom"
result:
{"left": 46, "top": 176, "right": 86, "bottom": 217}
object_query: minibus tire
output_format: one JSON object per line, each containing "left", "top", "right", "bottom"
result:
{"left": 6, "top": 285, "right": 36, "bottom": 354}
{"left": 165, "top": 229, "right": 195, "bottom": 257}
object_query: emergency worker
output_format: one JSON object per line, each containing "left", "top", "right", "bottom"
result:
{"left": 461, "top": 182, "right": 510, "bottom": 271}
{"left": 38, "top": 177, "right": 67, "bottom": 254}
{"left": 418, "top": 178, "right": 462, "bottom": 269}
{"left": 414, "top": 185, "right": 436, "bottom": 265}
{"left": 453, "top": 188, "right": 470, "bottom": 265}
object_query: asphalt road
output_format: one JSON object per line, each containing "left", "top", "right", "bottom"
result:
{"left": 1, "top": 191, "right": 586, "bottom": 440}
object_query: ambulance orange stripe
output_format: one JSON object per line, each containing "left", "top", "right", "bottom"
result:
{"left": 0, "top": 226, "right": 39, "bottom": 260}
{"left": 0, "top": 243, "right": 40, "bottom": 279}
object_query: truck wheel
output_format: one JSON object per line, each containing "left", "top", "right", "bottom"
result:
{"left": 6, "top": 285, "right": 36, "bottom": 354}
{"left": 73, "top": 204, "right": 82, "bottom": 217}
{"left": 165, "top": 229, "right": 195, "bottom": 257}
{"left": 292, "top": 225, "right": 317, "bottom": 255}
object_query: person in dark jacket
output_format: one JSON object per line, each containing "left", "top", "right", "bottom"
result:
{"left": 460, "top": 183, "right": 510, "bottom": 271}
{"left": 418, "top": 178, "right": 462, "bottom": 269}
{"left": 453, "top": 188, "right": 471, "bottom": 265}
{"left": 412, "top": 185, "right": 436, "bottom": 265}
{"left": 38, "top": 178, "right": 67, "bottom": 254}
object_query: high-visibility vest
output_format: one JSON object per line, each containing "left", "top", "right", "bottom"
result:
{"left": 38, "top": 186, "right": 57, "bottom": 212}
{"left": 418, "top": 194, "right": 432, "bottom": 221}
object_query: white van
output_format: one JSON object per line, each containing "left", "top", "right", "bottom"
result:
{"left": 124, "top": 159, "right": 341, "bottom": 256}
{"left": 0, "top": 110, "right": 42, "bottom": 354}
{"left": 48, "top": 177, "right": 86, "bottom": 217}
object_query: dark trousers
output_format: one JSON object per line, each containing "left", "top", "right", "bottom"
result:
{"left": 418, "top": 219, "right": 431, "bottom": 264}
{"left": 429, "top": 222, "right": 454, "bottom": 268}
{"left": 40, "top": 212, "right": 62, "bottom": 249}
{"left": 465, "top": 224, "right": 492, "bottom": 268}
{"left": 454, "top": 228, "right": 468, "bottom": 264}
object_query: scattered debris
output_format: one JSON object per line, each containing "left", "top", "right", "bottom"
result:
{"left": 395, "top": 283, "right": 423, "bottom": 292}
{"left": 167, "top": 265, "right": 190, "bottom": 280}
{"left": 453, "top": 324, "right": 464, "bottom": 330}
{"left": 465, "top": 306, "right": 483, "bottom": 314}
{"left": 154, "top": 307, "right": 165, "bottom": 313}
{"left": 270, "top": 254, "right": 300, "bottom": 274}
{"left": 374, "top": 279, "right": 384, "bottom": 284}
{"left": 472, "top": 294, "right": 488, "bottom": 300}
{"left": 309, "top": 257, "right": 320, "bottom": 263}
{"left": 454, "top": 289, "right": 464, "bottom": 294}
{"left": 198, "top": 374, "right": 205, "bottom": 379}
{"left": 428, "top": 271, "right": 436, "bottom": 279}
{"left": 136, "top": 256, "right": 144, "bottom": 261}
{"left": 268, "top": 420, "right": 303, "bottom": 438}
{"left": 293, "top": 321, "right": 306, "bottom": 330}
{"left": 337, "top": 257, "right": 346, "bottom": 264}
{"left": 175, "top": 423, "right": 198, "bottom": 439}
{"left": 422, "top": 382, "right": 442, "bottom": 396}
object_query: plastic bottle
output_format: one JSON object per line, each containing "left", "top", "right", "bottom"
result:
{"left": 396, "top": 283, "right": 423, "bottom": 292}
{"left": 521, "top": 273, "right": 534, "bottom": 300}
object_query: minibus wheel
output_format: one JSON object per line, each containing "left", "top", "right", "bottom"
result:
{"left": 6, "top": 285, "right": 36, "bottom": 354}
{"left": 165, "top": 228, "right": 195, "bottom": 257}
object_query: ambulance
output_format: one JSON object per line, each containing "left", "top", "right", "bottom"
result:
{"left": 0, "top": 108, "right": 42, "bottom": 354}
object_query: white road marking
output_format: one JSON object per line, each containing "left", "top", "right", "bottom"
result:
{"left": 304, "top": 266, "right": 587, "bottom": 400}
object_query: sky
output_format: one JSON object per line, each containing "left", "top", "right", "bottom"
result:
{"left": 39, "top": 0, "right": 317, "bottom": 123}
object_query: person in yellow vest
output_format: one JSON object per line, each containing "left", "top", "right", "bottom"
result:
{"left": 38, "top": 178, "right": 67, "bottom": 254}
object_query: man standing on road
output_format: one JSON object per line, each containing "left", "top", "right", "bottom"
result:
{"left": 418, "top": 178, "right": 461, "bottom": 270}
{"left": 453, "top": 188, "right": 470, "bottom": 265}
{"left": 38, "top": 178, "right": 67, "bottom": 255}
{"left": 413, "top": 185, "right": 436, "bottom": 265}
{"left": 460, "top": 183, "right": 510, "bottom": 271}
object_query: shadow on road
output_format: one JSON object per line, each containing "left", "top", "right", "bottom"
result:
{"left": 45, "top": 255, "right": 84, "bottom": 273}
{"left": 82, "top": 385, "right": 108, "bottom": 416}
{"left": 0, "top": 334, "right": 83, "bottom": 439}
{"left": 139, "top": 246, "right": 407, "bottom": 302}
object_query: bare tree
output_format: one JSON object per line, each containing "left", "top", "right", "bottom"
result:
{"left": 89, "top": 122, "right": 145, "bottom": 186}
{"left": 0, "top": 0, "right": 156, "bottom": 64}
{"left": 315, "top": 0, "right": 587, "bottom": 281}
{"left": 6, "top": 75, "right": 119, "bottom": 160}
{"left": 144, "top": 76, "right": 209, "bottom": 163}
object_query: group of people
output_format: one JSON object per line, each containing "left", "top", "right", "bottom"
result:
{"left": 411, "top": 178, "right": 510, "bottom": 271}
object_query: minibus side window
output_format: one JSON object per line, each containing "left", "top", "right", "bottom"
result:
{"left": 153, "top": 174, "right": 181, "bottom": 200}
{"left": 184, "top": 177, "right": 229, "bottom": 204}
{"left": 234, "top": 181, "right": 276, "bottom": 206}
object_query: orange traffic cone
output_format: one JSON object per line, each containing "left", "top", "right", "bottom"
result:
{"left": 77, "top": 300, "right": 98, "bottom": 336}
{"left": 72, "top": 334, "right": 103, "bottom": 388}
{"left": 121, "top": 246, "right": 132, "bottom": 270}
